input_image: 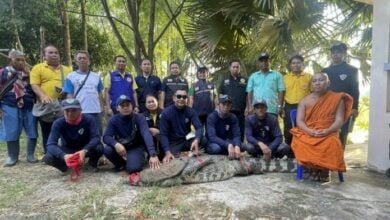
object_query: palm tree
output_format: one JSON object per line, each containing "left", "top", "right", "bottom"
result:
{"left": 185, "top": 0, "right": 372, "bottom": 82}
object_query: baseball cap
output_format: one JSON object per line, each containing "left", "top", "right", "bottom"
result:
{"left": 116, "top": 95, "right": 132, "bottom": 106}
{"left": 330, "top": 42, "right": 347, "bottom": 52}
{"left": 197, "top": 66, "right": 208, "bottom": 73}
{"left": 253, "top": 99, "right": 268, "bottom": 108}
{"left": 258, "top": 52, "right": 270, "bottom": 60}
{"left": 61, "top": 99, "right": 81, "bottom": 110}
{"left": 219, "top": 94, "right": 232, "bottom": 104}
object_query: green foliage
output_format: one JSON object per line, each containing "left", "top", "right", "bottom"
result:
{"left": 355, "top": 96, "right": 370, "bottom": 130}
{"left": 0, "top": 0, "right": 114, "bottom": 68}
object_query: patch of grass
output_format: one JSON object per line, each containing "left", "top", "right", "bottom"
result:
{"left": 132, "top": 187, "right": 190, "bottom": 219}
{"left": 0, "top": 169, "right": 35, "bottom": 209}
{"left": 61, "top": 189, "right": 119, "bottom": 220}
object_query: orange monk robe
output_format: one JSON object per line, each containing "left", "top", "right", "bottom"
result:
{"left": 290, "top": 91, "right": 353, "bottom": 172}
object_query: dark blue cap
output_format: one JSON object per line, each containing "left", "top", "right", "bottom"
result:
{"left": 116, "top": 95, "right": 132, "bottom": 106}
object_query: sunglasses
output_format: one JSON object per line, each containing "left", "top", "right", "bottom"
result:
{"left": 176, "top": 95, "right": 188, "bottom": 100}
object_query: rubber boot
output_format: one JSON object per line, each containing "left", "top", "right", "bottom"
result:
{"left": 3, "top": 141, "right": 19, "bottom": 167}
{"left": 26, "top": 138, "right": 38, "bottom": 163}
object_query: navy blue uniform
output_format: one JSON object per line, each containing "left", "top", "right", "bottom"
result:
{"left": 322, "top": 62, "right": 359, "bottom": 146}
{"left": 161, "top": 75, "right": 188, "bottom": 107}
{"left": 218, "top": 74, "right": 248, "bottom": 140}
{"left": 43, "top": 114, "right": 103, "bottom": 172}
{"left": 143, "top": 109, "right": 163, "bottom": 159}
{"left": 206, "top": 111, "right": 241, "bottom": 155}
{"left": 245, "top": 114, "right": 289, "bottom": 158}
{"left": 103, "top": 113, "right": 156, "bottom": 173}
{"left": 135, "top": 74, "right": 162, "bottom": 113}
{"left": 159, "top": 105, "right": 203, "bottom": 155}
{"left": 190, "top": 80, "right": 215, "bottom": 124}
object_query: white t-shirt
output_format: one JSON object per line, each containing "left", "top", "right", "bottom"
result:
{"left": 63, "top": 71, "right": 103, "bottom": 113}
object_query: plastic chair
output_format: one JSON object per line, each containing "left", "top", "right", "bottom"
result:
{"left": 289, "top": 109, "right": 344, "bottom": 182}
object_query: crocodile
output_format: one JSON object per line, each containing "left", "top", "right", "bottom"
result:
{"left": 135, "top": 155, "right": 296, "bottom": 187}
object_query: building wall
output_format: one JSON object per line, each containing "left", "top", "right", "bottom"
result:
{"left": 368, "top": 0, "right": 390, "bottom": 172}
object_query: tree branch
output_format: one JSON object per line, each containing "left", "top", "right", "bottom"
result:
{"left": 163, "top": 0, "right": 200, "bottom": 67}
{"left": 64, "top": 9, "right": 135, "bottom": 31}
{"left": 153, "top": 0, "right": 184, "bottom": 46}
{"left": 101, "top": 0, "right": 137, "bottom": 66}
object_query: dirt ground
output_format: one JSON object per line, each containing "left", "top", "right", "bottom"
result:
{"left": 0, "top": 143, "right": 389, "bottom": 219}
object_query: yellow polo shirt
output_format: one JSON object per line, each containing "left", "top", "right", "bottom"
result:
{"left": 30, "top": 62, "right": 72, "bottom": 99}
{"left": 284, "top": 71, "right": 312, "bottom": 104}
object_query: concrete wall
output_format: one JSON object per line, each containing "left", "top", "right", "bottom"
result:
{"left": 367, "top": 0, "right": 390, "bottom": 172}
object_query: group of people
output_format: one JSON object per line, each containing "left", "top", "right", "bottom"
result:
{"left": 0, "top": 42, "right": 359, "bottom": 183}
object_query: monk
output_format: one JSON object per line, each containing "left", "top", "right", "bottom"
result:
{"left": 290, "top": 72, "right": 353, "bottom": 182}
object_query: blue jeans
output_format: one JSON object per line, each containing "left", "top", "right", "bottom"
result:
{"left": 1, "top": 105, "right": 37, "bottom": 141}
{"left": 104, "top": 145, "right": 146, "bottom": 173}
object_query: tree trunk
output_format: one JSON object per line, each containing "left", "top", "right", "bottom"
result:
{"left": 147, "top": 0, "right": 156, "bottom": 61}
{"left": 10, "top": 0, "right": 24, "bottom": 52}
{"left": 58, "top": 0, "right": 72, "bottom": 66}
{"left": 80, "top": 0, "right": 88, "bottom": 51}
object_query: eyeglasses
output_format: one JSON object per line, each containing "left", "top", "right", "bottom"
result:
{"left": 176, "top": 95, "right": 188, "bottom": 100}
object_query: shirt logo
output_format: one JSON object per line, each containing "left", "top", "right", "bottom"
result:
{"left": 224, "top": 79, "right": 230, "bottom": 85}
{"left": 127, "top": 77, "right": 132, "bottom": 83}
{"left": 167, "top": 78, "right": 173, "bottom": 82}
{"left": 78, "top": 128, "right": 84, "bottom": 135}
{"left": 195, "top": 87, "right": 199, "bottom": 91}
{"left": 185, "top": 118, "right": 189, "bottom": 123}
{"left": 240, "top": 78, "right": 245, "bottom": 83}
{"left": 225, "top": 125, "right": 230, "bottom": 131}
{"left": 264, "top": 126, "right": 269, "bottom": 131}
{"left": 207, "top": 85, "right": 212, "bottom": 89}
{"left": 339, "top": 74, "right": 347, "bottom": 81}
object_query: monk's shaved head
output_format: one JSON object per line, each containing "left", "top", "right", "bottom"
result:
{"left": 312, "top": 72, "right": 330, "bottom": 82}
{"left": 311, "top": 72, "right": 330, "bottom": 93}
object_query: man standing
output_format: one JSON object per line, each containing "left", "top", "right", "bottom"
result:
{"left": 283, "top": 55, "right": 312, "bottom": 147}
{"left": 135, "top": 58, "right": 162, "bottom": 113}
{"left": 43, "top": 99, "right": 103, "bottom": 173}
{"left": 160, "top": 61, "right": 189, "bottom": 108}
{"left": 63, "top": 51, "right": 104, "bottom": 134}
{"left": 218, "top": 60, "right": 248, "bottom": 140}
{"left": 30, "top": 45, "right": 72, "bottom": 152}
{"left": 322, "top": 42, "right": 359, "bottom": 148}
{"left": 0, "top": 50, "right": 38, "bottom": 166}
{"left": 104, "top": 55, "right": 139, "bottom": 115}
{"left": 206, "top": 95, "right": 242, "bottom": 159}
{"left": 290, "top": 73, "right": 353, "bottom": 181}
{"left": 245, "top": 100, "right": 290, "bottom": 161}
{"left": 188, "top": 66, "right": 217, "bottom": 126}
{"left": 159, "top": 89, "right": 203, "bottom": 162}
{"left": 247, "top": 53, "right": 285, "bottom": 117}
{"left": 103, "top": 95, "right": 160, "bottom": 174}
